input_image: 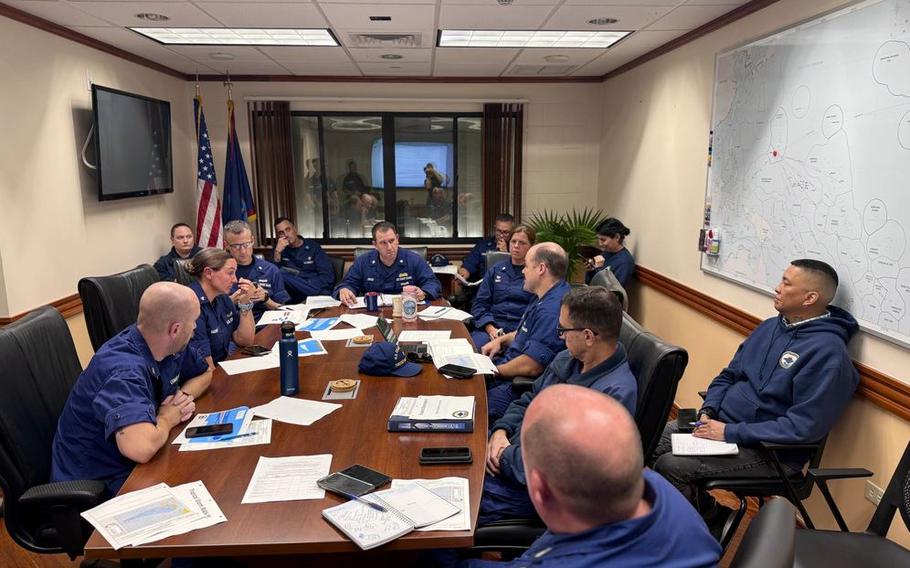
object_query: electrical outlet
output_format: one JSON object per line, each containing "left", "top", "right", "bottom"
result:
{"left": 85, "top": 69, "right": 93, "bottom": 92}
{"left": 865, "top": 480, "right": 884, "bottom": 505}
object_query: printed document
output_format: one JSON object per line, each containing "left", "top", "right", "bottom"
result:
{"left": 418, "top": 306, "right": 473, "bottom": 322}
{"left": 339, "top": 313, "right": 380, "bottom": 329}
{"left": 252, "top": 396, "right": 342, "bottom": 426}
{"left": 129, "top": 481, "right": 227, "bottom": 546}
{"left": 304, "top": 296, "right": 342, "bottom": 308}
{"left": 427, "top": 339, "right": 474, "bottom": 359}
{"left": 297, "top": 317, "right": 340, "bottom": 332}
{"left": 398, "top": 330, "right": 452, "bottom": 342}
{"left": 435, "top": 352, "right": 498, "bottom": 376}
{"left": 257, "top": 310, "right": 307, "bottom": 327}
{"left": 671, "top": 433, "right": 739, "bottom": 456}
{"left": 242, "top": 454, "right": 332, "bottom": 504}
{"left": 310, "top": 327, "right": 365, "bottom": 341}
{"left": 391, "top": 396, "right": 475, "bottom": 421}
{"left": 179, "top": 419, "right": 272, "bottom": 452}
{"left": 218, "top": 349, "right": 280, "bottom": 375}
{"left": 390, "top": 477, "right": 470, "bottom": 531}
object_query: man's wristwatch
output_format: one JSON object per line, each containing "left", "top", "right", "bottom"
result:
{"left": 238, "top": 301, "right": 254, "bottom": 313}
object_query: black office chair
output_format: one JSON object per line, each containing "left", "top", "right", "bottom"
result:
{"left": 590, "top": 267, "right": 629, "bottom": 312}
{"left": 483, "top": 251, "right": 510, "bottom": 273}
{"left": 353, "top": 246, "right": 428, "bottom": 259}
{"left": 172, "top": 259, "right": 196, "bottom": 286}
{"left": 328, "top": 255, "right": 345, "bottom": 286}
{"left": 78, "top": 264, "right": 160, "bottom": 351}
{"left": 730, "top": 498, "right": 797, "bottom": 568}
{"left": 0, "top": 307, "right": 106, "bottom": 559}
{"left": 793, "top": 440, "right": 910, "bottom": 567}
{"left": 475, "top": 314, "right": 688, "bottom": 554}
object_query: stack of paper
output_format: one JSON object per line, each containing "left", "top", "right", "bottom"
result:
{"left": 81, "top": 481, "right": 225, "bottom": 550}
{"left": 418, "top": 306, "right": 473, "bottom": 322}
{"left": 172, "top": 407, "right": 273, "bottom": 451}
{"left": 435, "top": 352, "right": 498, "bottom": 376}
{"left": 252, "top": 396, "right": 342, "bottom": 426}
{"left": 242, "top": 454, "right": 333, "bottom": 504}
{"left": 257, "top": 310, "right": 308, "bottom": 327}
{"left": 398, "top": 330, "right": 452, "bottom": 342}
{"left": 427, "top": 339, "right": 474, "bottom": 359}
{"left": 389, "top": 477, "right": 471, "bottom": 531}
{"left": 671, "top": 433, "right": 739, "bottom": 456}
{"left": 304, "top": 296, "right": 342, "bottom": 308}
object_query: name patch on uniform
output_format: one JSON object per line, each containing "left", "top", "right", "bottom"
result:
{"left": 169, "top": 376, "right": 179, "bottom": 385}
{"left": 779, "top": 351, "right": 800, "bottom": 369}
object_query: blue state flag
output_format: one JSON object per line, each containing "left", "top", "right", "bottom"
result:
{"left": 222, "top": 99, "right": 257, "bottom": 224}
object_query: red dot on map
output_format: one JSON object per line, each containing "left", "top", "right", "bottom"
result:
{"left": 772, "top": 150, "right": 778, "bottom": 157}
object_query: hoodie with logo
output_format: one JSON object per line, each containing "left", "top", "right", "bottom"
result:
{"left": 701, "top": 305, "right": 859, "bottom": 465}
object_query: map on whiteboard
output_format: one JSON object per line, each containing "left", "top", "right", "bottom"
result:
{"left": 703, "top": 0, "right": 910, "bottom": 347}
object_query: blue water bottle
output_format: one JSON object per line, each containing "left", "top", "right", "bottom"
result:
{"left": 279, "top": 321, "right": 299, "bottom": 396}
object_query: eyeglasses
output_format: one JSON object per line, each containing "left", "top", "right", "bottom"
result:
{"left": 494, "top": 229, "right": 512, "bottom": 235}
{"left": 556, "top": 326, "right": 598, "bottom": 338}
{"left": 227, "top": 241, "right": 254, "bottom": 250}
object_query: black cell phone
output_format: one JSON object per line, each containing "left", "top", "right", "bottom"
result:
{"left": 241, "top": 345, "right": 271, "bottom": 356}
{"left": 420, "top": 446, "right": 473, "bottom": 465}
{"left": 677, "top": 408, "right": 698, "bottom": 433}
{"left": 185, "top": 423, "right": 233, "bottom": 438}
{"left": 438, "top": 364, "right": 476, "bottom": 379}
{"left": 317, "top": 464, "right": 391, "bottom": 498}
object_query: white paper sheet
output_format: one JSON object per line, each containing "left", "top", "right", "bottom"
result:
{"left": 391, "top": 396, "right": 474, "bottom": 421}
{"left": 309, "top": 328, "right": 365, "bottom": 341}
{"left": 172, "top": 407, "right": 254, "bottom": 445}
{"left": 241, "top": 454, "right": 332, "bottom": 504}
{"left": 427, "top": 339, "right": 474, "bottom": 359}
{"left": 398, "top": 330, "right": 452, "bottom": 342}
{"left": 129, "top": 481, "right": 227, "bottom": 546}
{"left": 671, "top": 433, "right": 739, "bottom": 456}
{"left": 257, "top": 310, "right": 307, "bottom": 327}
{"left": 252, "top": 396, "right": 342, "bottom": 426}
{"left": 339, "top": 313, "right": 380, "bottom": 329}
{"left": 431, "top": 265, "right": 460, "bottom": 276}
{"left": 218, "top": 350, "right": 280, "bottom": 375}
{"left": 304, "top": 295, "right": 342, "bottom": 308}
{"left": 178, "top": 419, "right": 272, "bottom": 451}
{"left": 390, "top": 477, "right": 471, "bottom": 531}
{"left": 418, "top": 306, "right": 473, "bottom": 322}
{"left": 435, "top": 353, "right": 498, "bottom": 376}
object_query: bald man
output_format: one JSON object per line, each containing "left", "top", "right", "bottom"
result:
{"left": 464, "top": 385, "right": 719, "bottom": 567}
{"left": 51, "top": 282, "right": 212, "bottom": 496}
{"left": 652, "top": 259, "right": 860, "bottom": 534}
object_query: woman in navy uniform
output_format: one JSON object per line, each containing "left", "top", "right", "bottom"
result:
{"left": 186, "top": 248, "right": 256, "bottom": 365}
{"left": 585, "top": 218, "right": 634, "bottom": 286}
{"left": 471, "top": 225, "right": 537, "bottom": 349}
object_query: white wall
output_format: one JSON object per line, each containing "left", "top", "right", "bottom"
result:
{"left": 0, "top": 16, "right": 195, "bottom": 317}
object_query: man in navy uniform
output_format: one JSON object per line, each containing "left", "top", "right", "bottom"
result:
{"left": 481, "top": 242, "right": 571, "bottom": 419}
{"left": 272, "top": 217, "right": 335, "bottom": 302}
{"left": 223, "top": 220, "right": 291, "bottom": 319}
{"left": 50, "top": 282, "right": 211, "bottom": 496}
{"left": 334, "top": 221, "right": 442, "bottom": 304}
{"left": 153, "top": 222, "right": 201, "bottom": 281}
{"left": 462, "top": 385, "right": 720, "bottom": 567}
{"left": 459, "top": 214, "right": 515, "bottom": 283}
{"left": 480, "top": 287, "right": 638, "bottom": 523}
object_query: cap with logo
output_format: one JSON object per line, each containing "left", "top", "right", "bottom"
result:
{"left": 430, "top": 253, "right": 450, "bottom": 267}
{"left": 358, "top": 342, "right": 422, "bottom": 377}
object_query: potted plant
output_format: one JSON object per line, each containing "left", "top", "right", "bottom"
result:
{"left": 527, "top": 208, "right": 608, "bottom": 281}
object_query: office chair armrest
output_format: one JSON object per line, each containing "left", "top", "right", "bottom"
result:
{"left": 511, "top": 376, "right": 535, "bottom": 394}
{"left": 698, "top": 390, "right": 707, "bottom": 400}
{"left": 19, "top": 479, "right": 107, "bottom": 509}
{"left": 807, "top": 467, "right": 873, "bottom": 481}
{"left": 759, "top": 441, "right": 824, "bottom": 452}
{"left": 279, "top": 266, "right": 301, "bottom": 276}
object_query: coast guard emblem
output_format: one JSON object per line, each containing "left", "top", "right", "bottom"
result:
{"left": 779, "top": 351, "right": 799, "bottom": 369}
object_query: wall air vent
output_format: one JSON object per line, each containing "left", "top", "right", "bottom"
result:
{"left": 347, "top": 32, "right": 422, "bottom": 48}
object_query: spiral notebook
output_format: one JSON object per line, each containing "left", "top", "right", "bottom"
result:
{"left": 322, "top": 482, "right": 461, "bottom": 550}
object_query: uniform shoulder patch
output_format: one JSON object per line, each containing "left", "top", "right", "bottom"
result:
{"left": 779, "top": 351, "right": 800, "bottom": 368}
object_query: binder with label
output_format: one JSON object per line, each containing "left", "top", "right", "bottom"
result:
{"left": 387, "top": 396, "right": 475, "bottom": 433}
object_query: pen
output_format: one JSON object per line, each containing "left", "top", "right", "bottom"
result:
{"left": 691, "top": 421, "right": 705, "bottom": 428}
{"left": 219, "top": 432, "right": 256, "bottom": 441}
{"left": 341, "top": 492, "right": 387, "bottom": 512}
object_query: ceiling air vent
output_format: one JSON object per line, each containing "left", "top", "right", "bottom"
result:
{"left": 508, "top": 64, "right": 576, "bottom": 76}
{"left": 347, "top": 32, "right": 422, "bottom": 48}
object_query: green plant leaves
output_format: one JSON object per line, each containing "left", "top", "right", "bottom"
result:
{"left": 527, "top": 208, "right": 608, "bottom": 280}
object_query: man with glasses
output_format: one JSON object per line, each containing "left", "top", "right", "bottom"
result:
{"left": 224, "top": 220, "right": 290, "bottom": 319}
{"left": 459, "top": 213, "right": 515, "bottom": 283}
{"left": 272, "top": 217, "right": 335, "bottom": 303}
{"left": 479, "top": 287, "right": 637, "bottom": 523}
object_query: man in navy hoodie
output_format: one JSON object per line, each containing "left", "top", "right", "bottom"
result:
{"left": 652, "top": 258, "right": 859, "bottom": 527}
{"left": 480, "top": 287, "right": 638, "bottom": 523}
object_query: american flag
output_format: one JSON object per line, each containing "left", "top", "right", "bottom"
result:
{"left": 194, "top": 95, "right": 222, "bottom": 248}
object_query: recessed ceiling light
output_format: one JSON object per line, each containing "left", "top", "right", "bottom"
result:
{"left": 209, "top": 52, "right": 236, "bottom": 61}
{"left": 438, "top": 29, "right": 630, "bottom": 48}
{"left": 135, "top": 13, "right": 169, "bottom": 22}
{"left": 380, "top": 54, "right": 403, "bottom": 60}
{"left": 587, "top": 17, "right": 619, "bottom": 26}
{"left": 130, "top": 27, "right": 339, "bottom": 46}
{"left": 369, "top": 16, "right": 392, "bottom": 22}
{"left": 544, "top": 54, "right": 570, "bottom": 63}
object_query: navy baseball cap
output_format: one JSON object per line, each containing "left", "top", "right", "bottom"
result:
{"left": 358, "top": 342, "right": 422, "bottom": 377}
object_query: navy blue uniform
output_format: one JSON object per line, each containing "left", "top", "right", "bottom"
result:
{"left": 233, "top": 258, "right": 291, "bottom": 319}
{"left": 585, "top": 247, "right": 634, "bottom": 286}
{"left": 466, "top": 471, "right": 720, "bottom": 568}
{"left": 470, "top": 260, "right": 534, "bottom": 349}
{"left": 187, "top": 280, "right": 240, "bottom": 363}
{"left": 273, "top": 239, "right": 335, "bottom": 302}
{"left": 333, "top": 249, "right": 442, "bottom": 299}
{"left": 461, "top": 238, "right": 498, "bottom": 280}
{"left": 153, "top": 246, "right": 201, "bottom": 281}
{"left": 50, "top": 325, "right": 207, "bottom": 495}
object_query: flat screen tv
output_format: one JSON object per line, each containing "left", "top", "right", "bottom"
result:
{"left": 91, "top": 85, "right": 173, "bottom": 201}
{"left": 370, "top": 140, "right": 454, "bottom": 188}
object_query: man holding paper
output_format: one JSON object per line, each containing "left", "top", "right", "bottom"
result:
{"left": 651, "top": 259, "right": 860, "bottom": 533}
{"left": 51, "top": 283, "right": 210, "bottom": 495}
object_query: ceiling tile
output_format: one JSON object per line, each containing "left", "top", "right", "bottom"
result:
{"left": 571, "top": 29, "right": 685, "bottom": 75}
{"left": 684, "top": 0, "right": 747, "bottom": 5}
{"left": 5, "top": 0, "right": 113, "bottom": 26}
{"left": 73, "top": 2, "right": 222, "bottom": 27}
{"left": 440, "top": 5, "right": 554, "bottom": 29}
{"left": 194, "top": 2, "right": 328, "bottom": 28}
{"left": 70, "top": 25, "right": 216, "bottom": 72}
{"left": 281, "top": 60, "right": 364, "bottom": 76}
{"left": 439, "top": 0, "right": 559, "bottom": 5}
{"left": 207, "top": 60, "right": 293, "bottom": 74}
{"left": 546, "top": 4, "right": 674, "bottom": 30}
{"left": 320, "top": 3, "right": 436, "bottom": 30}
{"left": 256, "top": 46, "right": 350, "bottom": 63}
{"left": 317, "top": 0, "right": 435, "bottom": 4}
{"left": 564, "top": 0, "right": 680, "bottom": 5}
{"left": 358, "top": 61, "right": 432, "bottom": 75}
{"left": 433, "top": 61, "right": 511, "bottom": 76}
{"left": 164, "top": 44, "right": 274, "bottom": 62}
{"left": 647, "top": 4, "right": 734, "bottom": 31}
{"left": 434, "top": 47, "right": 519, "bottom": 64}
{"left": 347, "top": 48, "right": 432, "bottom": 62}
{"left": 512, "top": 48, "right": 605, "bottom": 65}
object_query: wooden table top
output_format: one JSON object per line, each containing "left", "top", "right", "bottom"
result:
{"left": 84, "top": 304, "right": 488, "bottom": 559}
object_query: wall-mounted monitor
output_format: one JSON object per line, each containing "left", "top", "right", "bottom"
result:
{"left": 91, "top": 85, "right": 173, "bottom": 201}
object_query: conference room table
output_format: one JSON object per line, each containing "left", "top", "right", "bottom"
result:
{"left": 84, "top": 301, "right": 489, "bottom": 562}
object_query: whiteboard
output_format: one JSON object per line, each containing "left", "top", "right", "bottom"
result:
{"left": 703, "top": 0, "right": 910, "bottom": 348}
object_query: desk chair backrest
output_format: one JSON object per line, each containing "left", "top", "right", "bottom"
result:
{"left": 483, "top": 251, "right": 510, "bottom": 273}
{"left": 78, "top": 264, "right": 159, "bottom": 352}
{"left": 172, "top": 260, "right": 196, "bottom": 286}
{"left": 619, "top": 313, "right": 688, "bottom": 460}
{"left": 0, "top": 307, "right": 82, "bottom": 542}
{"left": 730, "top": 499, "right": 796, "bottom": 568}
{"left": 353, "top": 246, "right": 428, "bottom": 260}
{"left": 590, "top": 268, "right": 629, "bottom": 311}
{"left": 868, "top": 439, "right": 910, "bottom": 536}
{"left": 328, "top": 255, "right": 345, "bottom": 285}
